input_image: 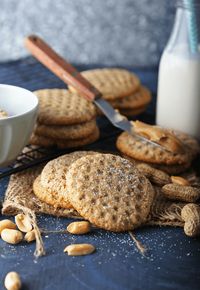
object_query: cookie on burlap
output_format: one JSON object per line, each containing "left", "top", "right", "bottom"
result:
{"left": 122, "top": 154, "right": 191, "bottom": 175}
{"left": 34, "top": 89, "right": 96, "bottom": 125}
{"left": 110, "top": 87, "right": 151, "bottom": 109}
{"left": 66, "top": 153, "right": 155, "bottom": 232}
{"left": 2, "top": 166, "right": 79, "bottom": 218}
{"left": 33, "top": 175, "right": 73, "bottom": 209}
{"left": 30, "top": 127, "right": 100, "bottom": 148}
{"left": 70, "top": 68, "right": 140, "bottom": 100}
{"left": 116, "top": 131, "right": 196, "bottom": 165}
{"left": 35, "top": 119, "right": 97, "bottom": 140}
{"left": 34, "top": 151, "right": 96, "bottom": 209}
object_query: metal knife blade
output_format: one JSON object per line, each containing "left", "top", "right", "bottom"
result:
{"left": 94, "top": 97, "right": 167, "bottom": 150}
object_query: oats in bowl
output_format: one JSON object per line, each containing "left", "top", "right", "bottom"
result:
{"left": 0, "top": 108, "right": 8, "bottom": 118}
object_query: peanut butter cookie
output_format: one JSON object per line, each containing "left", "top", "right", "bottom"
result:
{"left": 34, "top": 89, "right": 96, "bottom": 125}
{"left": 70, "top": 68, "right": 140, "bottom": 100}
{"left": 66, "top": 153, "right": 154, "bottom": 232}
{"left": 34, "top": 151, "right": 97, "bottom": 209}
{"left": 110, "top": 86, "right": 151, "bottom": 109}
{"left": 35, "top": 119, "right": 97, "bottom": 140}
{"left": 116, "top": 122, "right": 198, "bottom": 165}
{"left": 30, "top": 127, "right": 100, "bottom": 148}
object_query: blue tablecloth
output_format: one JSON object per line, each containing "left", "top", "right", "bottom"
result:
{"left": 0, "top": 58, "right": 200, "bottom": 290}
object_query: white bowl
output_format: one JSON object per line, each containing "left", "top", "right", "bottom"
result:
{"left": 0, "top": 84, "right": 38, "bottom": 166}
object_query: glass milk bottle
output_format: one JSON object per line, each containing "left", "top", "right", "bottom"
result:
{"left": 156, "top": 1, "right": 200, "bottom": 139}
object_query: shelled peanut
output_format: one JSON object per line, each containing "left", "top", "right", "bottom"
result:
{"left": 64, "top": 244, "right": 95, "bottom": 256}
{"left": 4, "top": 271, "right": 21, "bottom": 290}
{"left": 1, "top": 229, "right": 23, "bottom": 244}
{"left": 15, "top": 214, "right": 32, "bottom": 233}
{"left": 171, "top": 176, "right": 190, "bottom": 186}
{"left": 67, "top": 221, "right": 91, "bottom": 235}
{"left": 0, "top": 220, "right": 16, "bottom": 234}
{"left": 0, "top": 214, "right": 34, "bottom": 245}
{"left": 24, "top": 230, "right": 36, "bottom": 243}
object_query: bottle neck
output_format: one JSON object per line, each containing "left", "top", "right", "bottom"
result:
{"left": 166, "top": 5, "right": 200, "bottom": 56}
{"left": 176, "top": 0, "right": 200, "bottom": 10}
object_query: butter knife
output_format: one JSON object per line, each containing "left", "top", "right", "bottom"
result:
{"left": 25, "top": 35, "right": 164, "bottom": 149}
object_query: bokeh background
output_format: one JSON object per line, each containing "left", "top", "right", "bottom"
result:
{"left": 0, "top": 0, "right": 175, "bottom": 66}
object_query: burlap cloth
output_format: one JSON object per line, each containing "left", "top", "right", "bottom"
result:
{"left": 2, "top": 164, "right": 199, "bottom": 257}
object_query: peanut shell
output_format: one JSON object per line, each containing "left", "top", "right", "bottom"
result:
{"left": 162, "top": 184, "right": 200, "bottom": 202}
{"left": 136, "top": 163, "right": 170, "bottom": 186}
{"left": 181, "top": 203, "right": 200, "bottom": 237}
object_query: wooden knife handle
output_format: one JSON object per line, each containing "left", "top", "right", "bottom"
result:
{"left": 24, "top": 35, "right": 101, "bottom": 101}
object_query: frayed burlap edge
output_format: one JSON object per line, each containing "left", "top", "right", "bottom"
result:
{"left": 3, "top": 201, "right": 45, "bottom": 257}
{"left": 2, "top": 166, "right": 80, "bottom": 257}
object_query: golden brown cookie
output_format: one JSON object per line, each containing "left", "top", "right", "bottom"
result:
{"left": 132, "top": 121, "right": 185, "bottom": 154}
{"left": 110, "top": 87, "right": 151, "bottom": 109}
{"left": 95, "top": 104, "right": 147, "bottom": 117}
{"left": 30, "top": 133, "right": 54, "bottom": 147}
{"left": 34, "top": 151, "right": 96, "bottom": 209}
{"left": 3, "top": 165, "right": 79, "bottom": 218}
{"left": 119, "top": 106, "right": 147, "bottom": 117}
{"left": 57, "top": 127, "right": 99, "bottom": 148}
{"left": 116, "top": 131, "right": 195, "bottom": 165}
{"left": 70, "top": 68, "right": 140, "bottom": 100}
{"left": 33, "top": 175, "right": 73, "bottom": 209}
{"left": 34, "top": 89, "right": 96, "bottom": 125}
{"left": 30, "top": 127, "right": 100, "bottom": 148}
{"left": 174, "top": 130, "right": 200, "bottom": 158}
{"left": 122, "top": 154, "right": 191, "bottom": 175}
{"left": 152, "top": 161, "right": 191, "bottom": 174}
{"left": 35, "top": 119, "right": 97, "bottom": 140}
{"left": 66, "top": 153, "right": 154, "bottom": 232}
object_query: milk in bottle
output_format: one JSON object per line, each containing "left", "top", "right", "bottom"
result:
{"left": 156, "top": 3, "right": 200, "bottom": 139}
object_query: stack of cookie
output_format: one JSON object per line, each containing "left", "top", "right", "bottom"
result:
{"left": 69, "top": 68, "right": 152, "bottom": 117}
{"left": 33, "top": 151, "right": 155, "bottom": 232}
{"left": 116, "top": 121, "right": 199, "bottom": 174}
{"left": 30, "top": 89, "right": 99, "bottom": 148}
